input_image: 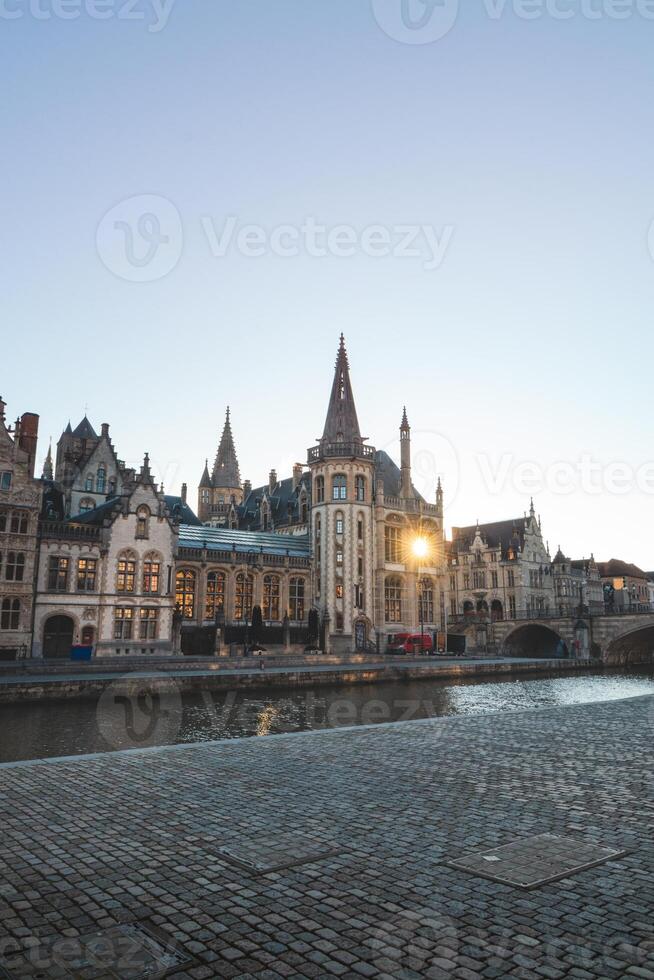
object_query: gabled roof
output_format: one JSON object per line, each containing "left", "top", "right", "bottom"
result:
{"left": 320, "top": 334, "right": 363, "bottom": 446}
{"left": 178, "top": 524, "right": 311, "bottom": 558}
{"left": 71, "top": 416, "right": 97, "bottom": 440}
{"left": 452, "top": 519, "right": 525, "bottom": 554}
{"left": 374, "top": 450, "right": 424, "bottom": 502}
{"left": 164, "top": 495, "right": 202, "bottom": 526}
{"left": 70, "top": 497, "right": 121, "bottom": 525}
{"left": 239, "top": 473, "right": 311, "bottom": 530}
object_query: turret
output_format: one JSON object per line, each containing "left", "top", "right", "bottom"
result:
{"left": 400, "top": 407, "right": 411, "bottom": 498}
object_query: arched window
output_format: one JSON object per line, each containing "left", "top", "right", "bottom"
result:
{"left": 335, "top": 512, "right": 344, "bottom": 536}
{"left": 261, "top": 503, "right": 270, "bottom": 531}
{"left": 205, "top": 571, "right": 226, "bottom": 621}
{"left": 0, "top": 598, "right": 20, "bottom": 631}
{"left": 142, "top": 556, "right": 161, "bottom": 594}
{"left": 385, "top": 577, "right": 403, "bottom": 623}
{"left": 0, "top": 508, "right": 7, "bottom": 533}
{"left": 175, "top": 569, "right": 196, "bottom": 619}
{"left": 136, "top": 505, "right": 150, "bottom": 540}
{"left": 355, "top": 475, "right": 366, "bottom": 502}
{"left": 79, "top": 498, "right": 95, "bottom": 513}
{"left": 300, "top": 494, "right": 308, "bottom": 524}
{"left": 81, "top": 626, "right": 95, "bottom": 646}
{"left": 289, "top": 578, "right": 306, "bottom": 621}
{"left": 419, "top": 578, "right": 434, "bottom": 623}
{"left": 84, "top": 475, "right": 94, "bottom": 492}
{"left": 97, "top": 466, "right": 107, "bottom": 494}
{"left": 263, "top": 575, "right": 281, "bottom": 621}
{"left": 385, "top": 525, "right": 401, "bottom": 563}
{"left": 332, "top": 474, "right": 347, "bottom": 500}
{"left": 5, "top": 552, "right": 25, "bottom": 582}
{"left": 315, "top": 476, "right": 325, "bottom": 504}
{"left": 117, "top": 553, "right": 136, "bottom": 593}
{"left": 235, "top": 573, "right": 254, "bottom": 622}
{"left": 357, "top": 516, "right": 364, "bottom": 541}
{"left": 10, "top": 511, "right": 28, "bottom": 535}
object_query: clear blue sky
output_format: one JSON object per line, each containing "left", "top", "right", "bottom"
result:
{"left": 2, "top": 1, "right": 653, "bottom": 567}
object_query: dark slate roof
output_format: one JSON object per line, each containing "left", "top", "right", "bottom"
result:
{"left": 212, "top": 408, "right": 241, "bottom": 489}
{"left": 72, "top": 498, "right": 121, "bottom": 525}
{"left": 374, "top": 450, "right": 424, "bottom": 502}
{"left": 452, "top": 519, "right": 525, "bottom": 554}
{"left": 71, "top": 416, "right": 98, "bottom": 440}
{"left": 239, "top": 474, "right": 311, "bottom": 531}
{"left": 596, "top": 559, "right": 648, "bottom": 579}
{"left": 41, "top": 482, "right": 66, "bottom": 521}
{"left": 179, "top": 524, "right": 311, "bottom": 558}
{"left": 552, "top": 548, "right": 567, "bottom": 565}
{"left": 164, "top": 495, "right": 202, "bottom": 526}
{"left": 320, "top": 335, "right": 363, "bottom": 446}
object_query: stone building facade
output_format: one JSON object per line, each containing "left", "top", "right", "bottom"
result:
{"left": 0, "top": 399, "right": 41, "bottom": 660}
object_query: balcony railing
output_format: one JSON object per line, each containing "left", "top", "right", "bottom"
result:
{"left": 307, "top": 442, "right": 375, "bottom": 463}
{"left": 39, "top": 521, "right": 101, "bottom": 541}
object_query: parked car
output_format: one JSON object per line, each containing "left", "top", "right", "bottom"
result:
{"left": 386, "top": 633, "right": 434, "bottom": 656}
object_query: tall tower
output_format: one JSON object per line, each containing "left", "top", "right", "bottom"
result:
{"left": 308, "top": 336, "right": 375, "bottom": 654}
{"left": 198, "top": 408, "right": 244, "bottom": 523}
{"left": 400, "top": 407, "right": 411, "bottom": 498}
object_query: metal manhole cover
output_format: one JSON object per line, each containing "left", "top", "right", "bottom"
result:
{"left": 447, "top": 833, "right": 628, "bottom": 890}
{"left": 0, "top": 923, "right": 192, "bottom": 979}
{"left": 218, "top": 830, "right": 342, "bottom": 875}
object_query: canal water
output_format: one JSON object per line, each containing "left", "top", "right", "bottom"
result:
{"left": 1, "top": 668, "right": 653, "bottom": 763}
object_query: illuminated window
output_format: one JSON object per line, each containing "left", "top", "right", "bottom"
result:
{"left": 77, "top": 558, "right": 97, "bottom": 592}
{"left": 336, "top": 583, "right": 344, "bottom": 600}
{"left": 139, "top": 608, "right": 158, "bottom": 640}
{"left": 205, "top": 571, "right": 225, "bottom": 620}
{"left": 114, "top": 607, "right": 134, "bottom": 640}
{"left": 385, "top": 525, "right": 401, "bottom": 563}
{"left": 176, "top": 569, "right": 196, "bottom": 619}
{"left": 336, "top": 550, "right": 344, "bottom": 566}
{"left": 419, "top": 579, "right": 434, "bottom": 623}
{"left": 48, "top": 556, "right": 69, "bottom": 592}
{"left": 117, "top": 558, "right": 136, "bottom": 593}
{"left": 143, "top": 560, "right": 161, "bottom": 594}
{"left": 263, "top": 575, "right": 281, "bottom": 621}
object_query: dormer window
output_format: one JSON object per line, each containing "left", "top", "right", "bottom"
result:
{"left": 85, "top": 475, "right": 94, "bottom": 492}
{"left": 97, "top": 466, "right": 106, "bottom": 494}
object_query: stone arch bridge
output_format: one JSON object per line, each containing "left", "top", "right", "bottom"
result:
{"left": 489, "top": 612, "right": 654, "bottom": 664}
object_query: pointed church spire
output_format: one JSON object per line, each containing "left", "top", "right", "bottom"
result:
{"left": 321, "top": 334, "right": 362, "bottom": 447}
{"left": 199, "top": 459, "right": 211, "bottom": 488}
{"left": 212, "top": 407, "right": 241, "bottom": 489}
{"left": 42, "top": 440, "right": 53, "bottom": 481}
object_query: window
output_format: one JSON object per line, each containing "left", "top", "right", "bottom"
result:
{"left": 355, "top": 583, "right": 364, "bottom": 610}
{"left": 315, "top": 476, "right": 325, "bottom": 503}
{"left": 300, "top": 496, "right": 308, "bottom": 523}
{"left": 5, "top": 552, "right": 25, "bottom": 582}
{"left": 289, "top": 577, "right": 305, "bottom": 621}
{"left": 79, "top": 498, "right": 95, "bottom": 513}
{"left": 509, "top": 595, "right": 516, "bottom": 618}
{"left": 10, "top": 511, "right": 28, "bottom": 535}
{"left": 385, "top": 525, "right": 401, "bottom": 563}
{"left": 108, "top": 478, "right": 116, "bottom": 495}
{"left": 235, "top": 573, "right": 254, "bottom": 622}
{"left": 263, "top": 575, "right": 280, "bottom": 621}
{"left": 507, "top": 569, "right": 515, "bottom": 587}
{"left": 358, "top": 556, "right": 363, "bottom": 577}
{"left": 419, "top": 580, "right": 434, "bottom": 623}
{"left": 357, "top": 517, "right": 363, "bottom": 541}
{"left": 463, "top": 573, "right": 470, "bottom": 590}
{"left": 336, "top": 549, "right": 344, "bottom": 566}
{"left": 473, "top": 571, "right": 485, "bottom": 589}
{"left": 335, "top": 583, "right": 344, "bottom": 600}
{"left": 136, "top": 506, "right": 150, "bottom": 540}
{"left": 84, "top": 475, "right": 94, "bottom": 492}
{"left": 0, "top": 509, "right": 6, "bottom": 533}
{"left": 336, "top": 515, "right": 344, "bottom": 535}
{"left": 450, "top": 598, "right": 457, "bottom": 617}
{"left": 0, "top": 473, "right": 12, "bottom": 491}
{"left": 205, "top": 571, "right": 225, "bottom": 620}
{"left": 385, "top": 577, "right": 403, "bottom": 623}
{"left": 97, "top": 466, "right": 107, "bottom": 494}
{"left": 449, "top": 575, "right": 456, "bottom": 591}
{"left": 117, "top": 557, "right": 136, "bottom": 593}
{"left": 81, "top": 626, "right": 95, "bottom": 646}
{"left": 355, "top": 475, "right": 366, "bottom": 502}
{"left": 143, "top": 560, "right": 161, "bottom": 594}
{"left": 491, "top": 570, "right": 499, "bottom": 589}
{"left": 335, "top": 612, "right": 344, "bottom": 630}
{"left": 332, "top": 474, "right": 347, "bottom": 500}
{"left": 48, "top": 556, "right": 69, "bottom": 592}
{"left": 114, "top": 607, "right": 134, "bottom": 640}
{"left": 0, "top": 598, "right": 19, "bottom": 630}
{"left": 176, "top": 570, "right": 196, "bottom": 619}
{"left": 139, "top": 608, "right": 158, "bottom": 640}
{"left": 77, "top": 558, "right": 97, "bottom": 592}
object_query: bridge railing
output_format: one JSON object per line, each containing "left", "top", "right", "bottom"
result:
{"left": 451, "top": 604, "right": 654, "bottom": 627}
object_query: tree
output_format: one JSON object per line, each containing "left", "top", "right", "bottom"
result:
{"left": 251, "top": 605, "right": 263, "bottom": 645}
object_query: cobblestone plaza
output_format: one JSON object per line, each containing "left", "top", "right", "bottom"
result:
{"left": 0, "top": 695, "right": 653, "bottom": 978}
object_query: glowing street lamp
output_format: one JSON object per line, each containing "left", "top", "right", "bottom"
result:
{"left": 412, "top": 536, "right": 429, "bottom": 655}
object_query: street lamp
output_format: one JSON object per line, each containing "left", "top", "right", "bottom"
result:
{"left": 412, "top": 536, "right": 429, "bottom": 655}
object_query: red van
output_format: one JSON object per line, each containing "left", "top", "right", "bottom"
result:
{"left": 386, "top": 633, "right": 434, "bottom": 656}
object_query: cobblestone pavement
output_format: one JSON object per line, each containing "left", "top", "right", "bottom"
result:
{"left": 0, "top": 695, "right": 653, "bottom": 978}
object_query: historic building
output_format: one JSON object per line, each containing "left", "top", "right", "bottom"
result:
{"left": 551, "top": 551, "right": 604, "bottom": 616}
{"left": 0, "top": 398, "right": 41, "bottom": 660}
{"left": 54, "top": 417, "right": 135, "bottom": 519}
{"left": 448, "top": 504, "right": 553, "bottom": 623}
{"left": 597, "top": 559, "right": 652, "bottom": 613}
{"left": 35, "top": 455, "right": 178, "bottom": 657}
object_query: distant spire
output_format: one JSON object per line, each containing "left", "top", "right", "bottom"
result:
{"left": 199, "top": 458, "right": 211, "bottom": 488}
{"left": 401, "top": 406, "right": 410, "bottom": 432}
{"left": 529, "top": 497, "right": 536, "bottom": 518}
{"left": 42, "top": 440, "right": 53, "bottom": 481}
{"left": 139, "top": 452, "right": 153, "bottom": 483}
{"left": 321, "top": 334, "right": 362, "bottom": 446}
{"left": 212, "top": 407, "right": 241, "bottom": 489}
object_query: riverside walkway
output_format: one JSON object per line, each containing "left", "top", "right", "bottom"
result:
{"left": 0, "top": 696, "right": 653, "bottom": 978}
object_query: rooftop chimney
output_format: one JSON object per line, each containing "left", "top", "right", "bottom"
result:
{"left": 269, "top": 469, "right": 277, "bottom": 493}
{"left": 101, "top": 423, "right": 110, "bottom": 438}
{"left": 293, "top": 463, "right": 303, "bottom": 489}
{"left": 181, "top": 483, "right": 187, "bottom": 505}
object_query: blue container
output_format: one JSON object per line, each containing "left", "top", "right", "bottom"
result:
{"left": 70, "top": 645, "right": 93, "bottom": 662}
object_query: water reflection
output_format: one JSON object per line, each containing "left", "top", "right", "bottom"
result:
{"left": 0, "top": 669, "right": 653, "bottom": 763}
